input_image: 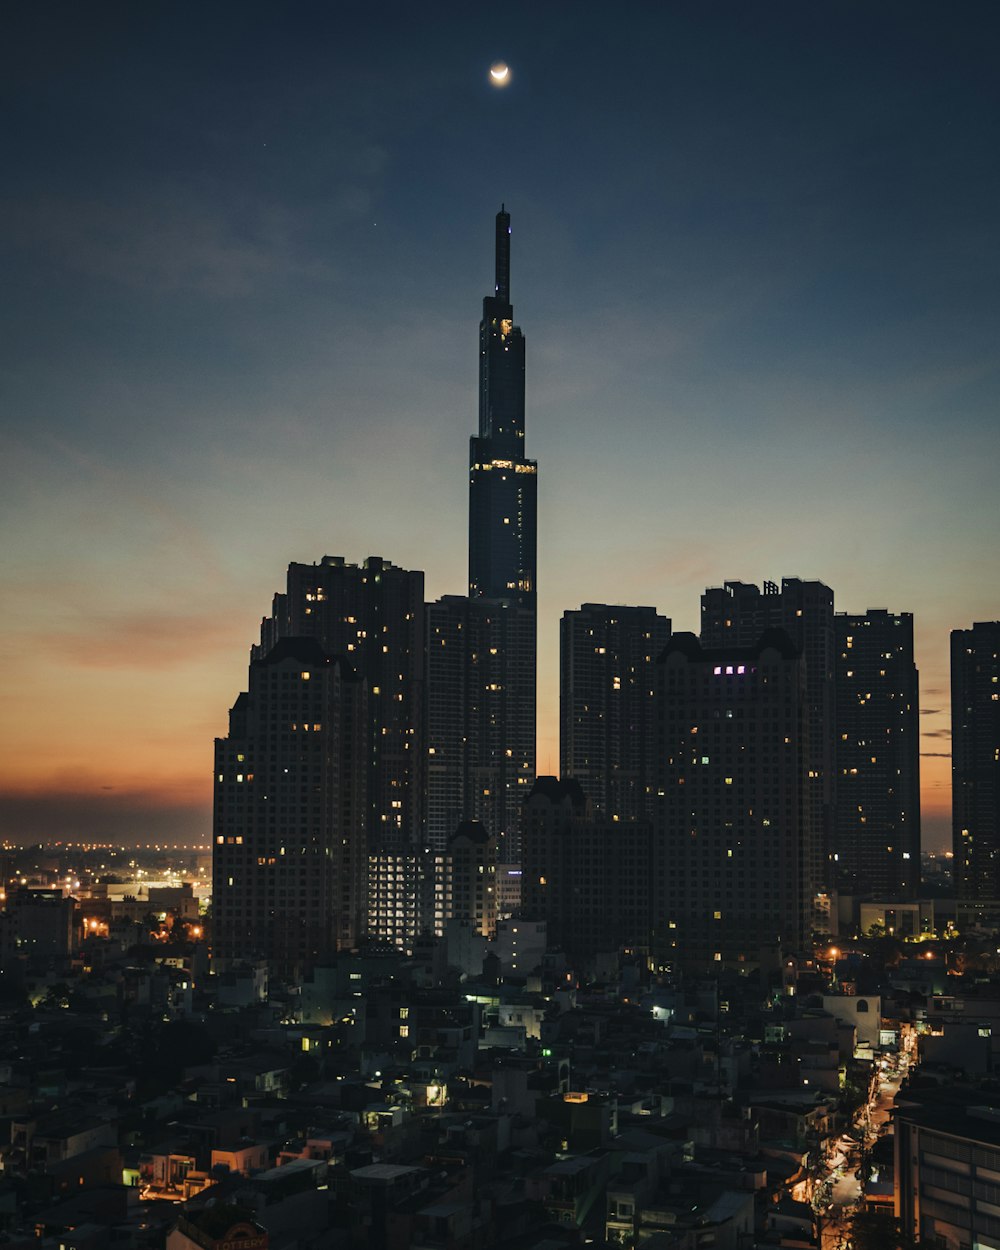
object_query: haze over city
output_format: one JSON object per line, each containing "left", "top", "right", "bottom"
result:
{"left": 3, "top": 2, "right": 999, "bottom": 850}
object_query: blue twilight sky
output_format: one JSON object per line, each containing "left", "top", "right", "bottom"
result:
{"left": 2, "top": 1, "right": 998, "bottom": 848}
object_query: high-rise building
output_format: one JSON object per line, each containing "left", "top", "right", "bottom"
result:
{"left": 833, "top": 609, "right": 920, "bottom": 898}
{"left": 521, "top": 777, "right": 653, "bottom": 966}
{"left": 560, "top": 604, "right": 670, "bottom": 822}
{"left": 652, "top": 631, "right": 819, "bottom": 968}
{"left": 426, "top": 595, "right": 470, "bottom": 854}
{"left": 952, "top": 621, "right": 1000, "bottom": 928}
{"left": 701, "top": 578, "right": 834, "bottom": 903}
{"left": 259, "top": 555, "right": 425, "bottom": 854}
{"left": 212, "top": 638, "right": 367, "bottom": 977}
{"left": 442, "top": 819, "right": 498, "bottom": 940}
{"left": 426, "top": 595, "right": 536, "bottom": 858}
{"left": 427, "top": 208, "right": 537, "bottom": 865}
{"left": 255, "top": 555, "right": 426, "bottom": 948}
{"left": 468, "top": 207, "right": 537, "bottom": 606}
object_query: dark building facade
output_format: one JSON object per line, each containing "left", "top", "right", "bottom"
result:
{"left": 428, "top": 208, "right": 537, "bottom": 866}
{"left": 701, "top": 578, "right": 834, "bottom": 913}
{"left": 0, "top": 887, "right": 77, "bottom": 974}
{"left": 427, "top": 595, "right": 535, "bottom": 859}
{"left": 560, "top": 604, "right": 670, "bottom": 822}
{"left": 259, "top": 555, "right": 425, "bottom": 859}
{"left": 212, "top": 638, "right": 368, "bottom": 976}
{"left": 443, "top": 819, "right": 497, "bottom": 940}
{"left": 425, "top": 595, "right": 469, "bottom": 858}
{"left": 652, "top": 631, "right": 819, "bottom": 968}
{"left": 520, "top": 777, "right": 653, "bottom": 965}
{"left": 234, "top": 554, "right": 425, "bottom": 949}
{"left": 833, "top": 609, "right": 920, "bottom": 898}
{"left": 895, "top": 1089, "right": 1000, "bottom": 1248}
{"left": 952, "top": 621, "right": 1000, "bottom": 927}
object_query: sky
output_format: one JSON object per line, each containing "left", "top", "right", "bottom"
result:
{"left": 2, "top": 2, "right": 999, "bottom": 852}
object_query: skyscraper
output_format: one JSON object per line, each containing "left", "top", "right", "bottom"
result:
{"left": 952, "top": 621, "right": 1000, "bottom": 929}
{"left": 428, "top": 208, "right": 537, "bottom": 865}
{"left": 701, "top": 578, "right": 834, "bottom": 910}
{"left": 212, "top": 638, "right": 367, "bottom": 977}
{"left": 834, "top": 610, "right": 920, "bottom": 898}
{"left": 560, "top": 604, "right": 670, "bottom": 822}
{"left": 426, "top": 595, "right": 473, "bottom": 857}
{"left": 652, "top": 631, "right": 817, "bottom": 968}
{"left": 426, "top": 595, "right": 535, "bottom": 859}
{"left": 257, "top": 555, "right": 426, "bottom": 947}
{"left": 468, "top": 207, "right": 537, "bottom": 606}
{"left": 260, "top": 555, "right": 425, "bottom": 858}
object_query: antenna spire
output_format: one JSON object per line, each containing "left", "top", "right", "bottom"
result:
{"left": 495, "top": 206, "right": 511, "bottom": 302}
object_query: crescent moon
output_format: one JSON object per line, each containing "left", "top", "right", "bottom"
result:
{"left": 490, "top": 62, "right": 510, "bottom": 84}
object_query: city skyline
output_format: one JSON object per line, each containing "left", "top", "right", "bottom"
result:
{"left": 3, "top": 3, "right": 1000, "bottom": 850}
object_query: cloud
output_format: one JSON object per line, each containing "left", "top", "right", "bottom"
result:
{"left": 919, "top": 707, "right": 943, "bottom": 716}
{"left": 36, "top": 608, "right": 245, "bottom": 671}
{"left": 0, "top": 786, "right": 209, "bottom": 845}
{"left": 922, "top": 728, "right": 952, "bottom": 740}
{"left": 3, "top": 188, "right": 331, "bottom": 297}
{"left": 921, "top": 752, "right": 951, "bottom": 758}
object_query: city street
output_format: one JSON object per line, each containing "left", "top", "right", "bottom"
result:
{"left": 820, "top": 1061, "right": 906, "bottom": 1249}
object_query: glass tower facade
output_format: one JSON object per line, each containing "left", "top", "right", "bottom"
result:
{"left": 468, "top": 206, "right": 538, "bottom": 605}
{"left": 427, "top": 209, "right": 537, "bottom": 871}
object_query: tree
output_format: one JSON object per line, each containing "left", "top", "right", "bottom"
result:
{"left": 37, "top": 982, "right": 71, "bottom": 1010}
{"left": 839, "top": 1076, "right": 870, "bottom": 1121}
{"left": 848, "top": 1208, "right": 918, "bottom": 1250}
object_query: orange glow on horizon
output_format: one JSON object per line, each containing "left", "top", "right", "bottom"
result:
{"left": 0, "top": 576, "right": 958, "bottom": 849}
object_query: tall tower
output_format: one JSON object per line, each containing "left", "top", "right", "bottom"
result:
{"left": 834, "top": 610, "right": 920, "bottom": 898}
{"left": 952, "top": 621, "right": 1000, "bottom": 929}
{"left": 428, "top": 209, "right": 537, "bottom": 869}
{"left": 468, "top": 206, "right": 537, "bottom": 604}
